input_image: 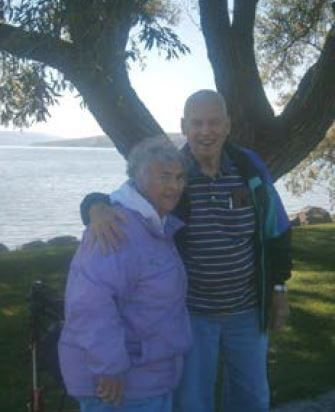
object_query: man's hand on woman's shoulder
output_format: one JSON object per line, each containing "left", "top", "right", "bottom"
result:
{"left": 87, "top": 202, "right": 127, "bottom": 254}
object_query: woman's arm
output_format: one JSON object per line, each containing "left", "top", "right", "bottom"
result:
{"left": 66, "top": 234, "right": 136, "bottom": 381}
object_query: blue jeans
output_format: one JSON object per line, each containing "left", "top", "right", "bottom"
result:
{"left": 174, "top": 309, "right": 269, "bottom": 412}
{"left": 78, "top": 393, "right": 172, "bottom": 412}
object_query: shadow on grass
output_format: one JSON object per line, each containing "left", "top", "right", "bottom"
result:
{"left": 293, "top": 256, "right": 335, "bottom": 273}
{"left": 289, "top": 288, "right": 335, "bottom": 306}
{"left": 292, "top": 226, "right": 335, "bottom": 272}
{"left": 269, "top": 304, "right": 335, "bottom": 406}
{"left": 294, "top": 273, "right": 335, "bottom": 285}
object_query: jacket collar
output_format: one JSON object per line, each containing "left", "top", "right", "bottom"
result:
{"left": 181, "top": 143, "right": 232, "bottom": 178}
{"left": 109, "top": 181, "right": 184, "bottom": 237}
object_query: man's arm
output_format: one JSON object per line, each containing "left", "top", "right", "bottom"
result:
{"left": 268, "top": 225, "right": 292, "bottom": 332}
{"left": 268, "top": 229, "right": 292, "bottom": 285}
{"left": 264, "top": 181, "right": 292, "bottom": 331}
{"left": 80, "top": 193, "right": 127, "bottom": 253}
{"left": 243, "top": 148, "right": 292, "bottom": 331}
{"left": 80, "top": 192, "right": 110, "bottom": 225}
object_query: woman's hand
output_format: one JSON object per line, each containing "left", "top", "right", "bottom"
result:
{"left": 97, "top": 376, "right": 124, "bottom": 405}
{"left": 87, "top": 203, "right": 127, "bottom": 254}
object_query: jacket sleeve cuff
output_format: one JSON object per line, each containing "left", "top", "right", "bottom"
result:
{"left": 92, "top": 370, "right": 128, "bottom": 387}
{"left": 272, "top": 272, "right": 291, "bottom": 285}
{"left": 80, "top": 192, "right": 111, "bottom": 225}
{"left": 273, "top": 284, "right": 288, "bottom": 292}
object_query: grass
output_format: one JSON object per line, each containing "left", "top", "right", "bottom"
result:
{"left": 1, "top": 224, "right": 335, "bottom": 411}
{"left": 0, "top": 246, "right": 76, "bottom": 412}
{"left": 269, "top": 224, "right": 335, "bottom": 406}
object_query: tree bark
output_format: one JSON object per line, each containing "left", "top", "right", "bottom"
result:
{"left": 0, "top": 23, "right": 76, "bottom": 72}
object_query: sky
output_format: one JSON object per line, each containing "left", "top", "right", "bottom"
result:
{"left": 0, "top": 1, "right": 277, "bottom": 139}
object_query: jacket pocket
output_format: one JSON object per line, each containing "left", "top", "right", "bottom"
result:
{"left": 135, "top": 311, "right": 192, "bottom": 366}
{"left": 231, "top": 186, "right": 253, "bottom": 208}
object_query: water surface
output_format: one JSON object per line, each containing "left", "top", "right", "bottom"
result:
{"left": 0, "top": 146, "right": 331, "bottom": 249}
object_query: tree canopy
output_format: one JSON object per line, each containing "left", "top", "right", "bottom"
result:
{"left": 0, "top": 0, "right": 334, "bottom": 179}
{"left": 285, "top": 124, "right": 335, "bottom": 208}
{"left": 253, "top": 0, "right": 334, "bottom": 205}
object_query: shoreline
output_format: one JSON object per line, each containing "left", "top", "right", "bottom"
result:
{"left": 2, "top": 209, "right": 334, "bottom": 252}
{"left": 0, "top": 235, "right": 80, "bottom": 253}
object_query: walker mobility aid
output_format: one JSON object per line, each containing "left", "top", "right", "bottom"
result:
{"left": 27, "top": 280, "right": 66, "bottom": 412}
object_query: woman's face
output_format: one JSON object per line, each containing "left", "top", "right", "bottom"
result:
{"left": 138, "top": 160, "right": 186, "bottom": 216}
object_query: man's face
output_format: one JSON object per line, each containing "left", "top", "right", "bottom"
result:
{"left": 181, "top": 97, "right": 231, "bottom": 163}
{"left": 138, "top": 161, "right": 185, "bottom": 216}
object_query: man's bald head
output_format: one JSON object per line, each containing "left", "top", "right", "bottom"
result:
{"left": 183, "top": 89, "right": 229, "bottom": 120}
{"left": 181, "top": 89, "right": 231, "bottom": 168}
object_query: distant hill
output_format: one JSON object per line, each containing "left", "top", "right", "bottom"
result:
{"left": 33, "top": 133, "right": 186, "bottom": 148}
{"left": 0, "top": 131, "right": 64, "bottom": 146}
{"left": 33, "top": 135, "right": 114, "bottom": 148}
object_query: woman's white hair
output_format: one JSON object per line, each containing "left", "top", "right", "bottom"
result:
{"left": 127, "top": 137, "right": 184, "bottom": 182}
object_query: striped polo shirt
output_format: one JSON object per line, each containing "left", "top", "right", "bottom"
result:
{"left": 183, "top": 150, "right": 258, "bottom": 315}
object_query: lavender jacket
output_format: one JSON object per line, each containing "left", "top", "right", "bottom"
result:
{"left": 58, "top": 183, "right": 192, "bottom": 400}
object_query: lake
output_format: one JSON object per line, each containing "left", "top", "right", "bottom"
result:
{"left": 0, "top": 146, "right": 331, "bottom": 249}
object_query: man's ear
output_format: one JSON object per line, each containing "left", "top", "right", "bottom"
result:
{"left": 181, "top": 118, "right": 186, "bottom": 135}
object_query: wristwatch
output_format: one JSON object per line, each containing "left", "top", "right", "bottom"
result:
{"left": 273, "top": 284, "right": 288, "bottom": 293}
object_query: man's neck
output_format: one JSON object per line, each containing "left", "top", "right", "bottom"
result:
{"left": 198, "top": 155, "right": 221, "bottom": 178}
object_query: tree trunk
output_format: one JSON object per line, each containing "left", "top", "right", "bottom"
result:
{"left": 62, "top": 0, "right": 167, "bottom": 157}
{"left": 67, "top": 63, "right": 166, "bottom": 158}
{"left": 199, "top": 0, "right": 335, "bottom": 180}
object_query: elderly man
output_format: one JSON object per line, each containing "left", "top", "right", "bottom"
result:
{"left": 80, "top": 90, "right": 292, "bottom": 412}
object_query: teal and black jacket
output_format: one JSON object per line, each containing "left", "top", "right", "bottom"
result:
{"left": 174, "top": 143, "right": 292, "bottom": 331}
{"left": 80, "top": 143, "right": 292, "bottom": 331}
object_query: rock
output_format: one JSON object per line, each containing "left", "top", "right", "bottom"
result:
{"left": 0, "top": 243, "right": 9, "bottom": 253}
{"left": 21, "top": 240, "right": 46, "bottom": 250}
{"left": 289, "top": 216, "right": 301, "bottom": 227}
{"left": 19, "top": 236, "right": 79, "bottom": 250}
{"left": 294, "top": 206, "right": 332, "bottom": 225}
{"left": 47, "top": 236, "right": 79, "bottom": 247}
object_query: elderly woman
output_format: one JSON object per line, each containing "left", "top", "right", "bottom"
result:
{"left": 58, "top": 139, "right": 191, "bottom": 412}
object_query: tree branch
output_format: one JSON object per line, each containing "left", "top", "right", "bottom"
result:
{"left": 231, "top": 0, "right": 274, "bottom": 124}
{"left": 198, "top": 0, "right": 233, "bottom": 106}
{"left": 66, "top": 2, "right": 165, "bottom": 156}
{"left": 69, "top": 59, "right": 165, "bottom": 157}
{"left": 98, "top": 7, "right": 133, "bottom": 74}
{"left": 199, "top": 0, "right": 274, "bottom": 148}
{"left": 0, "top": 23, "right": 76, "bottom": 73}
{"left": 232, "top": 0, "right": 258, "bottom": 36}
{"left": 0, "top": 10, "right": 164, "bottom": 157}
{"left": 269, "top": 25, "right": 335, "bottom": 178}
